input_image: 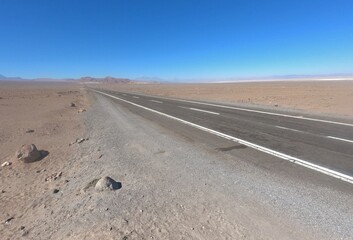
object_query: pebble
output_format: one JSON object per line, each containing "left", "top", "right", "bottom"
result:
{"left": 5, "top": 217, "right": 14, "bottom": 224}
{"left": 45, "top": 172, "right": 62, "bottom": 182}
{"left": 1, "top": 161, "right": 11, "bottom": 167}
{"left": 76, "top": 138, "right": 85, "bottom": 144}
{"left": 53, "top": 189, "right": 59, "bottom": 194}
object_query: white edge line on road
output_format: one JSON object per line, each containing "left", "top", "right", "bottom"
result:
{"left": 150, "top": 100, "right": 163, "bottom": 104}
{"left": 126, "top": 93, "right": 353, "bottom": 127}
{"left": 93, "top": 90, "right": 353, "bottom": 184}
{"left": 327, "top": 136, "right": 353, "bottom": 144}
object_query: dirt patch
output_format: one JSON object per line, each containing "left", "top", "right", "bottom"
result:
{"left": 0, "top": 82, "right": 86, "bottom": 239}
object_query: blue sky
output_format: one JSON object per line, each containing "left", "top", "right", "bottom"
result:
{"left": 0, "top": 0, "right": 352, "bottom": 80}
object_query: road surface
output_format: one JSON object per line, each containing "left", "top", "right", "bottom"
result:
{"left": 91, "top": 88, "right": 353, "bottom": 186}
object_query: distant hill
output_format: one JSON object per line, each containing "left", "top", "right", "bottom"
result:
{"left": 0, "top": 74, "right": 23, "bottom": 80}
{"left": 0, "top": 74, "right": 134, "bottom": 83}
{"left": 79, "top": 76, "right": 133, "bottom": 84}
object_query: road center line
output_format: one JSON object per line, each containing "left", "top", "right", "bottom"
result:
{"left": 93, "top": 89, "right": 353, "bottom": 185}
{"left": 276, "top": 126, "right": 305, "bottom": 133}
{"left": 149, "top": 100, "right": 163, "bottom": 104}
{"left": 326, "top": 136, "right": 353, "bottom": 144}
{"left": 179, "top": 106, "right": 220, "bottom": 115}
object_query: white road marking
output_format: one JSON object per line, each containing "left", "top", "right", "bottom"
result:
{"left": 150, "top": 100, "right": 163, "bottom": 104}
{"left": 132, "top": 96, "right": 139, "bottom": 99}
{"left": 93, "top": 90, "right": 353, "bottom": 185}
{"left": 326, "top": 136, "right": 353, "bottom": 144}
{"left": 276, "top": 126, "right": 305, "bottom": 133}
{"left": 179, "top": 106, "right": 219, "bottom": 115}
{"left": 125, "top": 93, "right": 353, "bottom": 127}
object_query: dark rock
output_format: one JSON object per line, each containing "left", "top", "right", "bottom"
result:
{"left": 53, "top": 189, "right": 59, "bottom": 194}
{"left": 16, "top": 144, "right": 41, "bottom": 163}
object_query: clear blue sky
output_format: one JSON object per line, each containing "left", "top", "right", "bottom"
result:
{"left": 0, "top": 0, "right": 352, "bottom": 80}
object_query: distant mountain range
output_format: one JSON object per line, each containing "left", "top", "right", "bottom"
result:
{"left": 0, "top": 74, "right": 136, "bottom": 84}
{"left": 1, "top": 73, "right": 352, "bottom": 83}
{"left": 79, "top": 76, "right": 132, "bottom": 84}
{"left": 0, "top": 74, "right": 23, "bottom": 80}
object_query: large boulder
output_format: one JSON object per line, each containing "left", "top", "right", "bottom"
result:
{"left": 16, "top": 144, "right": 41, "bottom": 163}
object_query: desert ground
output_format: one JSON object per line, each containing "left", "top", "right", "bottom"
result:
{"left": 0, "top": 82, "right": 87, "bottom": 239}
{"left": 100, "top": 80, "right": 353, "bottom": 117}
{"left": 1, "top": 80, "right": 353, "bottom": 239}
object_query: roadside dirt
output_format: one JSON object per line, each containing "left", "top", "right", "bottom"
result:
{"left": 100, "top": 81, "right": 353, "bottom": 117}
{"left": 0, "top": 82, "right": 87, "bottom": 239}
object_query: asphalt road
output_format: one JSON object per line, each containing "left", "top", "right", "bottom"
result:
{"left": 91, "top": 88, "right": 353, "bottom": 185}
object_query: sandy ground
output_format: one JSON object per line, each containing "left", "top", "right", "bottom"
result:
{"left": 0, "top": 82, "right": 87, "bottom": 239}
{"left": 99, "top": 81, "right": 353, "bottom": 117}
{"left": 1, "top": 81, "right": 352, "bottom": 239}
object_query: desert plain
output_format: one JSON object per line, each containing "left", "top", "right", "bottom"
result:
{"left": 1, "top": 80, "right": 353, "bottom": 239}
{"left": 102, "top": 80, "right": 353, "bottom": 117}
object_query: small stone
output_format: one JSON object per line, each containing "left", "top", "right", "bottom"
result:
{"left": 45, "top": 172, "right": 62, "bottom": 182}
{"left": 25, "top": 129, "right": 35, "bottom": 133}
{"left": 76, "top": 138, "right": 85, "bottom": 144}
{"left": 1, "top": 190, "right": 5, "bottom": 193}
{"left": 53, "top": 189, "right": 59, "bottom": 194}
{"left": 5, "top": 217, "right": 14, "bottom": 224}
{"left": 1, "top": 161, "right": 11, "bottom": 167}
{"left": 16, "top": 144, "right": 42, "bottom": 163}
{"left": 274, "top": 104, "right": 279, "bottom": 107}
{"left": 98, "top": 154, "right": 103, "bottom": 159}
{"left": 20, "top": 226, "right": 25, "bottom": 230}
{"left": 78, "top": 108, "right": 86, "bottom": 113}
{"left": 70, "top": 102, "right": 76, "bottom": 107}
{"left": 105, "top": 207, "right": 109, "bottom": 211}
{"left": 95, "top": 176, "right": 116, "bottom": 192}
